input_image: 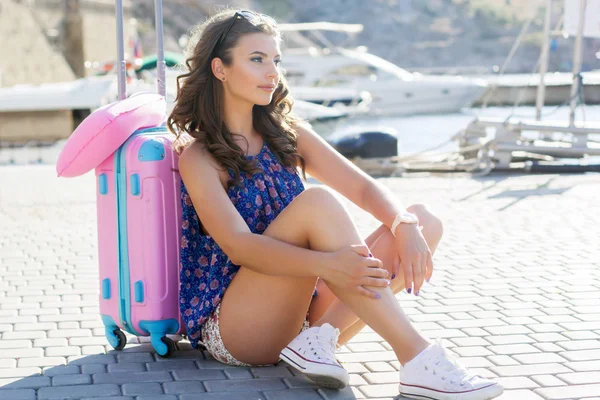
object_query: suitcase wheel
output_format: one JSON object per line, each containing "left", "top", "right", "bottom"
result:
{"left": 111, "top": 329, "right": 127, "bottom": 351}
{"left": 154, "top": 336, "right": 176, "bottom": 358}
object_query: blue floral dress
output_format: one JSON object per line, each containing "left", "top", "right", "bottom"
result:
{"left": 179, "top": 142, "right": 307, "bottom": 348}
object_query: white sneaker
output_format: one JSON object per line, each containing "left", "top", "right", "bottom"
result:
{"left": 280, "top": 323, "right": 349, "bottom": 389}
{"left": 399, "top": 340, "right": 504, "bottom": 400}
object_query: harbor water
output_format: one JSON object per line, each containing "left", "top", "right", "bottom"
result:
{"left": 1, "top": 105, "right": 599, "bottom": 166}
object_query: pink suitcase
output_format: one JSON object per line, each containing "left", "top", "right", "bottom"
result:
{"left": 96, "top": 127, "right": 183, "bottom": 357}
{"left": 96, "top": 0, "right": 183, "bottom": 357}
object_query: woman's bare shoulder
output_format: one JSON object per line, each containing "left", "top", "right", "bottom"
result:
{"left": 178, "top": 140, "right": 227, "bottom": 188}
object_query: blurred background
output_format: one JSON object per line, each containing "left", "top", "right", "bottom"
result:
{"left": 1, "top": 0, "right": 599, "bottom": 172}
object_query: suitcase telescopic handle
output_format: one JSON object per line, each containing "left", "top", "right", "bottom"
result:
{"left": 115, "top": 0, "right": 166, "bottom": 100}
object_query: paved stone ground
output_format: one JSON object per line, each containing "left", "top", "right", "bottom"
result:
{"left": 1, "top": 165, "right": 599, "bottom": 400}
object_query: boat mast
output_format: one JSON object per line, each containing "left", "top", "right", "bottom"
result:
{"left": 568, "top": 0, "right": 587, "bottom": 126}
{"left": 535, "top": 0, "right": 553, "bottom": 121}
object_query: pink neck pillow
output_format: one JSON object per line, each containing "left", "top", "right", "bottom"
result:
{"left": 56, "top": 93, "right": 166, "bottom": 177}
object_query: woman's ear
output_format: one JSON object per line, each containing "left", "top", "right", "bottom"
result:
{"left": 211, "top": 58, "right": 226, "bottom": 81}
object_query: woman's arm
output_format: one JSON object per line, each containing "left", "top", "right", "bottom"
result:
{"left": 295, "top": 123, "right": 406, "bottom": 230}
{"left": 179, "top": 142, "right": 328, "bottom": 278}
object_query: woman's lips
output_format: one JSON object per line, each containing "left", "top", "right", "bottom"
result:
{"left": 258, "top": 86, "right": 275, "bottom": 92}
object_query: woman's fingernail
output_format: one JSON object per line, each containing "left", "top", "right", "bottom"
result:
{"left": 369, "top": 253, "right": 373, "bottom": 257}
{"left": 387, "top": 280, "right": 391, "bottom": 285}
{"left": 407, "top": 288, "right": 412, "bottom": 294}
{"left": 416, "top": 291, "right": 420, "bottom": 296}
{"left": 376, "top": 294, "right": 381, "bottom": 299}
{"left": 391, "top": 274, "right": 396, "bottom": 279}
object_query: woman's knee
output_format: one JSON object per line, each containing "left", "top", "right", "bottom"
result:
{"left": 297, "top": 186, "right": 347, "bottom": 211}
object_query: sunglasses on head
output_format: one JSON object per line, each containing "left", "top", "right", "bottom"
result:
{"left": 211, "top": 10, "right": 277, "bottom": 59}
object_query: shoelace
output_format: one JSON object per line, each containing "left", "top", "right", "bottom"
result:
{"left": 308, "top": 329, "right": 340, "bottom": 362}
{"left": 425, "top": 340, "right": 477, "bottom": 387}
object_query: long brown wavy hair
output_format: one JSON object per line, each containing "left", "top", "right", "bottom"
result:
{"left": 167, "top": 9, "right": 306, "bottom": 189}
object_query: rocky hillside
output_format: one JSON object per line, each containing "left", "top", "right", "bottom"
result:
{"left": 131, "top": 0, "right": 599, "bottom": 74}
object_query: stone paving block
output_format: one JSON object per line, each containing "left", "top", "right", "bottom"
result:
{"left": 336, "top": 351, "right": 396, "bottom": 363}
{"left": 82, "top": 346, "right": 107, "bottom": 355}
{"left": 283, "top": 375, "right": 320, "bottom": 389}
{"left": 0, "top": 367, "right": 42, "bottom": 379}
{"left": 483, "top": 325, "right": 535, "bottom": 335}
{"left": 0, "top": 389, "right": 36, "bottom": 400}
{"left": 488, "top": 344, "right": 541, "bottom": 355}
{"left": 452, "top": 346, "right": 493, "bottom": 357}
{"left": 530, "top": 375, "right": 567, "bottom": 387}
{"left": 532, "top": 343, "right": 563, "bottom": 352}
{"left": 44, "top": 346, "right": 81, "bottom": 357}
{"left": 496, "top": 389, "right": 544, "bottom": 399}
{"left": 264, "top": 388, "right": 323, "bottom": 400}
{"left": 122, "top": 382, "right": 163, "bottom": 395}
{"left": 181, "top": 392, "right": 265, "bottom": 400}
{"left": 535, "top": 383, "right": 600, "bottom": 399}
{"left": 136, "top": 396, "right": 177, "bottom": 400}
{"left": 0, "top": 348, "right": 43, "bottom": 359}
{"left": 448, "top": 337, "right": 490, "bottom": 347}
{"left": 171, "top": 369, "right": 225, "bottom": 381}
{"left": 0, "top": 376, "right": 51, "bottom": 389}
{"left": 47, "top": 329, "right": 92, "bottom": 338}
{"left": 559, "top": 349, "right": 600, "bottom": 362}
{"left": 80, "top": 364, "right": 106, "bottom": 374}
{"left": 204, "top": 378, "right": 286, "bottom": 392}
{"left": 320, "top": 386, "right": 365, "bottom": 399}
{"left": 68, "top": 337, "right": 109, "bottom": 346}
{"left": 17, "top": 357, "right": 66, "bottom": 368}
{"left": 0, "top": 340, "right": 32, "bottom": 349}
{"left": 42, "top": 365, "right": 80, "bottom": 377}
{"left": 490, "top": 363, "right": 572, "bottom": 377}
{"left": 527, "top": 324, "right": 564, "bottom": 333}
{"left": 162, "top": 380, "right": 206, "bottom": 394}
{"left": 562, "top": 330, "right": 599, "bottom": 340}
{"left": 93, "top": 371, "right": 172, "bottom": 384}
{"left": 223, "top": 368, "right": 253, "bottom": 380}
{"left": 345, "top": 342, "right": 387, "bottom": 352}
{"left": 116, "top": 352, "right": 154, "bottom": 363}
{"left": 38, "top": 383, "right": 121, "bottom": 399}
{"left": 0, "top": 359, "right": 16, "bottom": 368}
{"left": 145, "top": 360, "right": 197, "bottom": 371}
{"left": 458, "top": 356, "right": 494, "bottom": 368}
{"left": 555, "top": 339, "right": 600, "bottom": 351}
{"left": 35, "top": 338, "right": 68, "bottom": 348}
{"left": 81, "top": 398, "right": 133, "bottom": 400}
{"left": 555, "top": 371, "right": 600, "bottom": 385}
{"left": 363, "top": 362, "right": 395, "bottom": 372}
{"left": 69, "top": 355, "right": 116, "bottom": 365}
{"left": 496, "top": 376, "right": 539, "bottom": 390}
{"left": 358, "top": 383, "right": 399, "bottom": 398}
{"left": 362, "top": 372, "right": 400, "bottom": 384}
{"left": 106, "top": 362, "right": 147, "bottom": 373}
{"left": 251, "top": 366, "right": 293, "bottom": 378}
{"left": 51, "top": 374, "right": 92, "bottom": 386}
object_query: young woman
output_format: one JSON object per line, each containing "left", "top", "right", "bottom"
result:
{"left": 168, "top": 9, "right": 503, "bottom": 400}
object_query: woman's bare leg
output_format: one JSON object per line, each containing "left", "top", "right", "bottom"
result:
{"left": 217, "top": 188, "right": 431, "bottom": 366}
{"left": 309, "top": 204, "right": 444, "bottom": 348}
{"left": 217, "top": 187, "right": 379, "bottom": 365}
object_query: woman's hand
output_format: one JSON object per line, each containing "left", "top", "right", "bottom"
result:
{"left": 392, "top": 224, "right": 433, "bottom": 295}
{"left": 321, "top": 245, "right": 390, "bottom": 299}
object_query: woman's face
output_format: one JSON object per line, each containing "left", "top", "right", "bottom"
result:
{"left": 221, "top": 32, "right": 282, "bottom": 107}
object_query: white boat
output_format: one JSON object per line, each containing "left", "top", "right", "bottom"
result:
{"left": 279, "top": 22, "right": 489, "bottom": 116}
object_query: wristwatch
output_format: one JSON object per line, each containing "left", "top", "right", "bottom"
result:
{"left": 391, "top": 212, "right": 419, "bottom": 237}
